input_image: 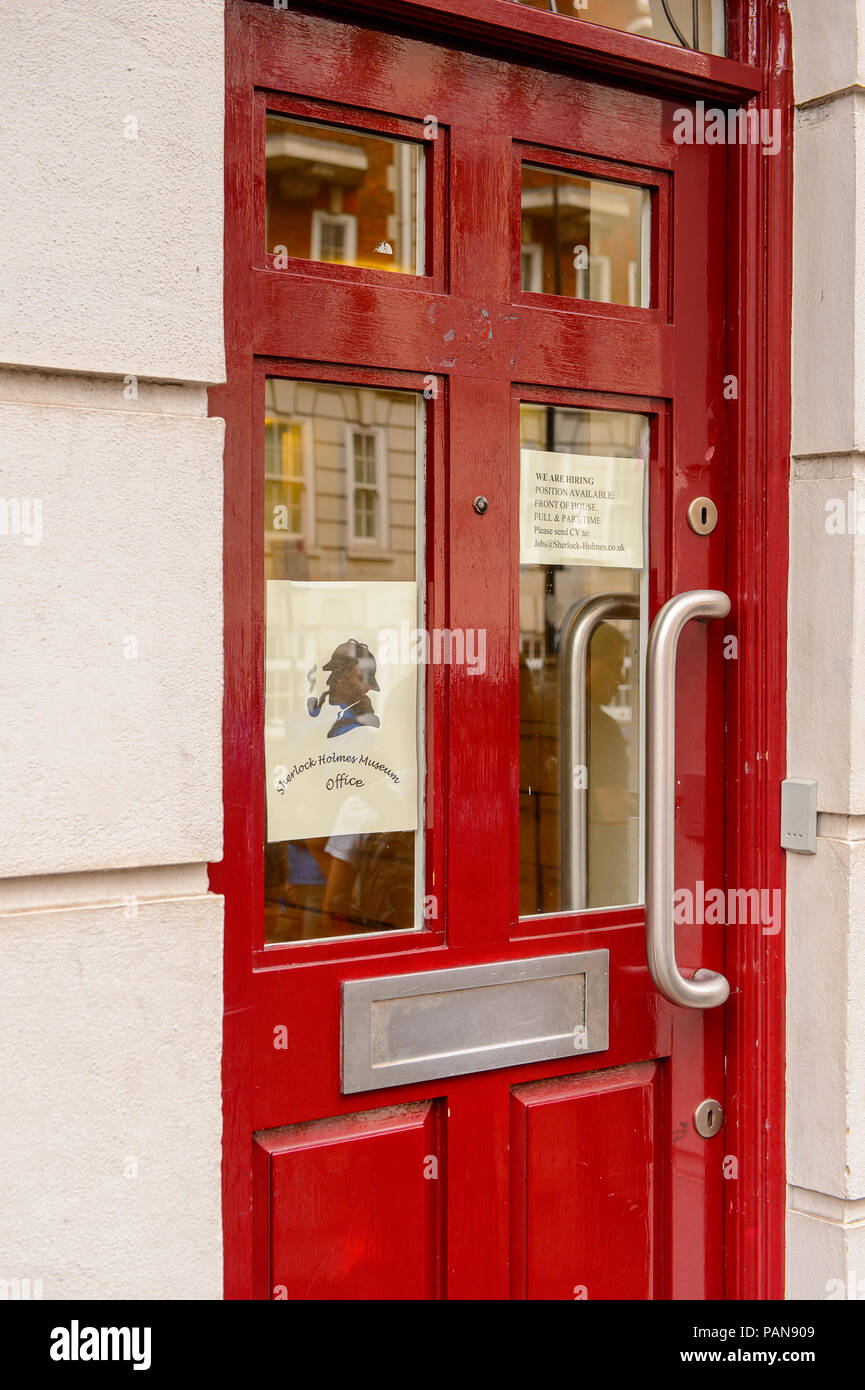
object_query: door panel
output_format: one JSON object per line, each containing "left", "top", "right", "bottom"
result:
{"left": 218, "top": 0, "right": 731, "bottom": 1300}
{"left": 510, "top": 1063, "right": 666, "bottom": 1301}
{"left": 256, "top": 1102, "right": 444, "bottom": 1300}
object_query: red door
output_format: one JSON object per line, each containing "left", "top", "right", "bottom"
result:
{"left": 214, "top": 0, "right": 752, "bottom": 1301}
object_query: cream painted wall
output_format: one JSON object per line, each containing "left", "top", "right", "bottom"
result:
{"left": 787, "top": 0, "right": 865, "bottom": 1302}
{"left": 0, "top": 0, "right": 225, "bottom": 381}
{"left": 0, "top": 0, "right": 225, "bottom": 1300}
{"left": 0, "top": 386, "right": 224, "bottom": 877}
{"left": 0, "top": 891, "right": 223, "bottom": 1300}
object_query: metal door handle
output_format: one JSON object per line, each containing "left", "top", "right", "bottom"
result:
{"left": 646, "top": 589, "right": 731, "bottom": 1009}
{"left": 560, "top": 593, "right": 639, "bottom": 911}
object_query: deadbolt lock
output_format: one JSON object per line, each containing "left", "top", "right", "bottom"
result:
{"left": 687, "top": 496, "right": 719, "bottom": 535}
{"left": 693, "top": 1097, "right": 724, "bottom": 1138}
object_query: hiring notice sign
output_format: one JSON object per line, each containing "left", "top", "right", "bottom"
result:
{"left": 519, "top": 450, "right": 645, "bottom": 569}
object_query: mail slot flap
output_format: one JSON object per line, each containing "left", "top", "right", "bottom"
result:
{"left": 341, "top": 950, "right": 609, "bottom": 1094}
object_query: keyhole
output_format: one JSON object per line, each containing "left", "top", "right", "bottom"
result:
{"left": 687, "top": 496, "right": 718, "bottom": 535}
{"left": 694, "top": 1097, "right": 724, "bottom": 1137}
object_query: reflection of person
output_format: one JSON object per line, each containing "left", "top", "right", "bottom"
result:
{"left": 307, "top": 639, "right": 381, "bottom": 738}
{"left": 587, "top": 623, "right": 636, "bottom": 907}
{"left": 264, "top": 839, "right": 326, "bottom": 942}
{"left": 307, "top": 831, "right": 414, "bottom": 934}
{"left": 266, "top": 830, "right": 415, "bottom": 940}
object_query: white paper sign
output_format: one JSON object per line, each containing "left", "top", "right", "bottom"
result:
{"left": 265, "top": 580, "right": 419, "bottom": 842}
{"left": 520, "top": 450, "right": 645, "bottom": 569}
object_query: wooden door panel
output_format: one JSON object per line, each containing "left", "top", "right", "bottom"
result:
{"left": 510, "top": 1062, "right": 666, "bottom": 1301}
{"left": 250, "top": 273, "right": 674, "bottom": 396}
{"left": 255, "top": 1102, "right": 444, "bottom": 1300}
{"left": 244, "top": 4, "right": 691, "bottom": 175}
{"left": 252, "top": 921, "right": 669, "bottom": 1126}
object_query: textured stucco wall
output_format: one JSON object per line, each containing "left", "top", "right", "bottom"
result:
{"left": 0, "top": 0, "right": 225, "bottom": 382}
{"left": 787, "top": 0, "right": 865, "bottom": 1301}
{"left": 0, "top": 892, "right": 223, "bottom": 1300}
{"left": 0, "top": 391, "right": 223, "bottom": 877}
{"left": 0, "top": 0, "right": 225, "bottom": 1301}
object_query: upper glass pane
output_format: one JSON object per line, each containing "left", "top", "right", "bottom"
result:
{"left": 512, "top": 0, "right": 726, "bottom": 55}
{"left": 521, "top": 164, "right": 650, "bottom": 306}
{"left": 266, "top": 114, "right": 425, "bottom": 275}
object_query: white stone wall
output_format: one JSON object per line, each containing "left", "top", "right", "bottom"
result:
{"left": 787, "top": 0, "right": 865, "bottom": 1301}
{"left": 0, "top": 1, "right": 224, "bottom": 381}
{"left": 0, "top": 1, "right": 225, "bottom": 1300}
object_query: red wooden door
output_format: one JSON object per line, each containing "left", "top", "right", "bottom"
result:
{"left": 214, "top": 0, "right": 736, "bottom": 1301}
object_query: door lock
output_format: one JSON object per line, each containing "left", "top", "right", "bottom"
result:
{"left": 693, "top": 1097, "right": 724, "bottom": 1138}
{"left": 687, "top": 496, "right": 718, "bottom": 535}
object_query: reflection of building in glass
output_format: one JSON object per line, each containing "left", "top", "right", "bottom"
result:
{"left": 265, "top": 115, "right": 424, "bottom": 275}
{"left": 512, "top": 0, "right": 726, "bottom": 56}
{"left": 264, "top": 379, "right": 420, "bottom": 944}
{"left": 264, "top": 378, "right": 418, "bottom": 585}
{"left": 520, "top": 164, "right": 649, "bottom": 306}
{"left": 518, "top": 404, "right": 646, "bottom": 916}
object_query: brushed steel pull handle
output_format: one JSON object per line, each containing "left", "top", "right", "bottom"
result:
{"left": 646, "top": 589, "right": 731, "bottom": 1009}
{"left": 559, "top": 593, "right": 639, "bottom": 911}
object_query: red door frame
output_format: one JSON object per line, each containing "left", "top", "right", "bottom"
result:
{"left": 211, "top": 0, "right": 791, "bottom": 1300}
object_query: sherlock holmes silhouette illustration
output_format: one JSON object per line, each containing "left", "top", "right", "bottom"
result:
{"left": 307, "top": 639, "right": 381, "bottom": 738}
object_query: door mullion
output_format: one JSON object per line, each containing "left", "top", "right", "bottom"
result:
{"left": 446, "top": 374, "right": 514, "bottom": 950}
{"left": 444, "top": 1075, "right": 511, "bottom": 1299}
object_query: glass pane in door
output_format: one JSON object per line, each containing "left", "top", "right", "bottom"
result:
{"left": 263, "top": 378, "right": 426, "bottom": 943}
{"left": 512, "top": 0, "right": 726, "bottom": 57}
{"left": 521, "top": 164, "right": 650, "bottom": 306}
{"left": 265, "top": 115, "right": 425, "bottom": 275}
{"left": 519, "top": 403, "right": 649, "bottom": 916}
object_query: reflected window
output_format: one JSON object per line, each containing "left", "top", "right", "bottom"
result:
{"left": 512, "top": 0, "right": 727, "bottom": 56}
{"left": 348, "top": 426, "right": 387, "bottom": 547}
{"left": 521, "top": 163, "right": 650, "bottom": 306}
{"left": 266, "top": 114, "right": 425, "bottom": 275}
{"left": 265, "top": 418, "right": 312, "bottom": 541}
{"left": 521, "top": 243, "right": 544, "bottom": 292}
{"left": 312, "top": 211, "right": 357, "bottom": 264}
